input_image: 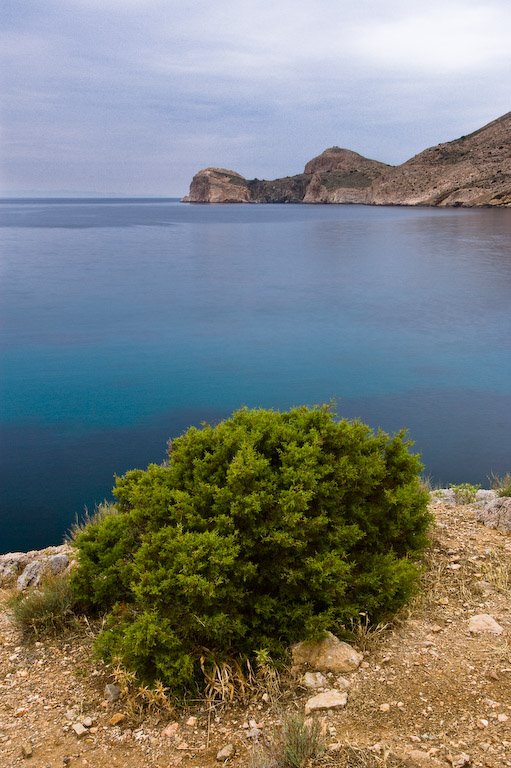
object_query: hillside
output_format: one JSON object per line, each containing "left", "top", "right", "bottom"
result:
{"left": 1, "top": 493, "right": 510, "bottom": 767}
{"left": 182, "top": 112, "right": 511, "bottom": 206}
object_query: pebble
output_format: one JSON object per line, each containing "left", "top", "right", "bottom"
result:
{"left": 104, "top": 683, "right": 121, "bottom": 702}
{"left": 71, "top": 723, "right": 88, "bottom": 738}
{"left": 379, "top": 703, "right": 390, "bottom": 712}
{"left": 21, "top": 742, "right": 33, "bottom": 758}
{"left": 468, "top": 614, "right": 503, "bottom": 635}
{"left": 216, "top": 743, "right": 235, "bottom": 761}
{"left": 304, "top": 690, "right": 348, "bottom": 713}
{"left": 108, "top": 712, "right": 126, "bottom": 726}
{"left": 162, "top": 721, "right": 179, "bottom": 737}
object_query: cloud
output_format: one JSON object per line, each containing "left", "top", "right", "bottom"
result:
{"left": 1, "top": 0, "right": 510, "bottom": 194}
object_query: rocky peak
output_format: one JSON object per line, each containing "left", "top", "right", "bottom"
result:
{"left": 182, "top": 167, "right": 250, "bottom": 203}
{"left": 304, "top": 147, "right": 391, "bottom": 176}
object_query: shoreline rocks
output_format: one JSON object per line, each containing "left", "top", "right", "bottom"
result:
{"left": 0, "top": 544, "right": 72, "bottom": 589}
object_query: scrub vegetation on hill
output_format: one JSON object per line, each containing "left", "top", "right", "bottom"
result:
{"left": 69, "top": 405, "right": 430, "bottom": 696}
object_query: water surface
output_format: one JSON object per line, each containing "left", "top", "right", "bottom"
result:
{"left": 1, "top": 199, "right": 510, "bottom": 552}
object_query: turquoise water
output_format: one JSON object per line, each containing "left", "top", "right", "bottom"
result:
{"left": 1, "top": 199, "right": 510, "bottom": 552}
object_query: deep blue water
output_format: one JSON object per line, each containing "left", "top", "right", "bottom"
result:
{"left": 1, "top": 199, "right": 510, "bottom": 553}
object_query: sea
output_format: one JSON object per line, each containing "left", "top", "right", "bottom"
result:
{"left": 1, "top": 198, "right": 510, "bottom": 553}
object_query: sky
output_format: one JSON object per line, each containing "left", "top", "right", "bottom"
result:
{"left": 1, "top": 0, "right": 510, "bottom": 197}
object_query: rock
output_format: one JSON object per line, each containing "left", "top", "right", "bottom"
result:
{"left": 475, "top": 496, "right": 511, "bottom": 533}
{"left": 104, "top": 683, "right": 121, "bottom": 702}
{"left": 302, "top": 671, "right": 328, "bottom": 689}
{"left": 292, "top": 632, "right": 363, "bottom": 673}
{"left": 71, "top": 723, "right": 88, "bottom": 738}
{"left": 48, "top": 553, "right": 69, "bottom": 575}
{"left": 21, "top": 742, "right": 33, "bottom": 758}
{"left": 403, "top": 749, "right": 444, "bottom": 767}
{"left": 183, "top": 168, "right": 250, "bottom": 203}
{"left": 185, "top": 716, "right": 197, "bottom": 727}
{"left": 450, "top": 754, "right": 471, "bottom": 768}
{"left": 17, "top": 560, "right": 45, "bottom": 590}
{"left": 0, "top": 552, "right": 30, "bottom": 585}
{"left": 468, "top": 614, "right": 503, "bottom": 634}
{"left": 162, "top": 722, "right": 179, "bottom": 737}
{"left": 304, "top": 690, "right": 348, "bottom": 713}
{"left": 108, "top": 712, "right": 126, "bottom": 726}
{"left": 216, "top": 743, "right": 235, "bottom": 761}
{"left": 82, "top": 717, "right": 93, "bottom": 728}
{"left": 183, "top": 112, "right": 511, "bottom": 208}
{"left": 335, "top": 675, "right": 351, "bottom": 691}
{"left": 379, "top": 703, "right": 390, "bottom": 712}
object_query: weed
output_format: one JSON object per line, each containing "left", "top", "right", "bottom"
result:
{"left": 346, "top": 612, "right": 390, "bottom": 654}
{"left": 200, "top": 651, "right": 283, "bottom": 706}
{"left": 110, "top": 659, "right": 174, "bottom": 718}
{"left": 449, "top": 483, "right": 481, "bottom": 505}
{"left": 9, "top": 574, "right": 77, "bottom": 638}
{"left": 67, "top": 500, "right": 118, "bottom": 542}
{"left": 481, "top": 550, "right": 511, "bottom": 593}
{"left": 489, "top": 472, "right": 511, "bottom": 497}
{"left": 251, "top": 711, "right": 325, "bottom": 768}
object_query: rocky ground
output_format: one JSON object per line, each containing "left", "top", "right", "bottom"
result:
{"left": 1, "top": 494, "right": 510, "bottom": 768}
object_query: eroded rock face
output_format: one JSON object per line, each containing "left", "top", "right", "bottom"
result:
{"left": 182, "top": 112, "right": 511, "bottom": 206}
{"left": 182, "top": 168, "right": 250, "bottom": 203}
{"left": 0, "top": 544, "right": 72, "bottom": 589}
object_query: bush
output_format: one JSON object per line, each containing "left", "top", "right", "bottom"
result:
{"left": 449, "top": 482, "right": 481, "bottom": 504}
{"left": 71, "top": 405, "right": 430, "bottom": 694}
{"left": 9, "top": 574, "right": 77, "bottom": 638}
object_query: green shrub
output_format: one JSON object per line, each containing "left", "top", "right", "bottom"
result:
{"left": 71, "top": 405, "right": 430, "bottom": 694}
{"left": 9, "top": 574, "right": 77, "bottom": 638}
{"left": 449, "top": 482, "right": 481, "bottom": 505}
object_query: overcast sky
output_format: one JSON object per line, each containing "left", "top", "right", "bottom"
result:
{"left": 1, "top": 0, "right": 510, "bottom": 196}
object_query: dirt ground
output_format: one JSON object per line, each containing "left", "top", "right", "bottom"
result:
{"left": 1, "top": 497, "right": 510, "bottom": 768}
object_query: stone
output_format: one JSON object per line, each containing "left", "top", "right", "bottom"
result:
{"left": 404, "top": 749, "right": 444, "bottom": 767}
{"left": 104, "top": 683, "right": 121, "bottom": 702}
{"left": 108, "top": 712, "right": 126, "bottom": 726}
{"left": 185, "top": 716, "right": 197, "bottom": 727}
{"left": 48, "top": 553, "right": 69, "bottom": 575}
{"left": 216, "top": 743, "right": 235, "bottom": 761}
{"left": 475, "top": 496, "right": 511, "bottom": 533}
{"left": 468, "top": 614, "right": 503, "bottom": 635}
{"left": 71, "top": 723, "right": 88, "bottom": 738}
{"left": 302, "top": 671, "right": 328, "bottom": 689}
{"left": 82, "top": 717, "right": 93, "bottom": 728}
{"left": 17, "top": 561, "right": 44, "bottom": 590}
{"left": 379, "top": 703, "right": 390, "bottom": 712}
{"left": 162, "top": 722, "right": 179, "bottom": 737}
{"left": 0, "top": 552, "right": 30, "bottom": 585}
{"left": 21, "top": 742, "right": 33, "bottom": 758}
{"left": 450, "top": 754, "right": 471, "bottom": 768}
{"left": 304, "top": 690, "right": 348, "bottom": 714}
{"left": 335, "top": 675, "right": 350, "bottom": 691}
{"left": 292, "top": 632, "right": 363, "bottom": 673}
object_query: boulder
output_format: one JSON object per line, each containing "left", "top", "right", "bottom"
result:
{"left": 475, "top": 496, "right": 511, "bottom": 534}
{"left": 292, "top": 632, "right": 363, "bottom": 673}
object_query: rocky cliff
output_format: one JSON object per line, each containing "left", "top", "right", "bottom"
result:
{"left": 182, "top": 112, "right": 511, "bottom": 207}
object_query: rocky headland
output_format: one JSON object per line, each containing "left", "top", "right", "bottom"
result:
{"left": 182, "top": 112, "right": 511, "bottom": 207}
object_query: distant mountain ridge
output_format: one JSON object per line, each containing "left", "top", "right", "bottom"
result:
{"left": 182, "top": 112, "right": 511, "bottom": 207}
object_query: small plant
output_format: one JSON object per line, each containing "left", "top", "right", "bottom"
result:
{"left": 490, "top": 472, "right": 511, "bottom": 497}
{"left": 252, "top": 711, "right": 325, "bottom": 768}
{"left": 9, "top": 574, "right": 77, "bottom": 638}
{"left": 110, "top": 660, "right": 174, "bottom": 718}
{"left": 449, "top": 482, "right": 481, "bottom": 505}
{"left": 347, "top": 611, "right": 390, "bottom": 654}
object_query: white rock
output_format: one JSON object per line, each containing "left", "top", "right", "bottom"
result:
{"left": 304, "top": 690, "right": 348, "bottom": 714}
{"left": 292, "top": 632, "right": 363, "bottom": 672}
{"left": 451, "top": 754, "right": 471, "bottom": 768}
{"left": 302, "top": 671, "right": 328, "bottom": 689}
{"left": 72, "top": 723, "right": 88, "bottom": 738}
{"left": 468, "top": 614, "right": 503, "bottom": 635}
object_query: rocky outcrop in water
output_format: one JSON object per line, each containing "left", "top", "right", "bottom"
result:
{"left": 182, "top": 112, "right": 511, "bottom": 207}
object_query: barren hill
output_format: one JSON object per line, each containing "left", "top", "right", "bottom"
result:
{"left": 183, "top": 112, "right": 511, "bottom": 207}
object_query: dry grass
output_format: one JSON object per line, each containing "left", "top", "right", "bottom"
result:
{"left": 346, "top": 612, "right": 390, "bottom": 655}
{"left": 251, "top": 711, "right": 326, "bottom": 768}
{"left": 8, "top": 574, "right": 77, "bottom": 638}
{"left": 481, "top": 549, "right": 511, "bottom": 592}
{"left": 200, "top": 651, "right": 283, "bottom": 707}
{"left": 110, "top": 660, "right": 175, "bottom": 718}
